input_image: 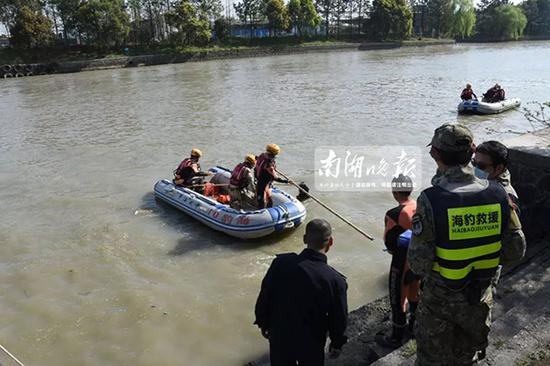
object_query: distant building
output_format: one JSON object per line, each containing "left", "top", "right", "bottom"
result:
{"left": 228, "top": 22, "right": 325, "bottom": 38}
{"left": 230, "top": 23, "right": 271, "bottom": 38}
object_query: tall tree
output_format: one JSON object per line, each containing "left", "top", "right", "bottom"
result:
{"left": 192, "top": 0, "right": 223, "bottom": 22}
{"left": 166, "top": 0, "right": 211, "bottom": 45}
{"left": 288, "top": 0, "right": 320, "bottom": 36}
{"left": 492, "top": 4, "right": 527, "bottom": 39}
{"left": 50, "top": 0, "right": 79, "bottom": 42}
{"left": 75, "top": 0, "right": 130, "bottom": 48}
{"left": 10, "top": 4, "right": 54, "bottom": 48}
{"left": 368, "top": 0, "right": 412, "bottom": 40}
{"left": 356, "top": 0, "right": 370, "bottom": 35}
{"left": 476, "top": 0, "right": 507, "bottom": 36}
{"left": 213, "top": 16, "right": 231, "bottom": 39}
{"left": 426, "top": 0, "right": 445, "bottom": 36}
{"left": 331, "top": 0, "right": 350, "bottom": 37}
{"left": 442, "top": 0, "right": 476, "bottom": 38}
{"left": 264, "top": 0, "right": 290, "bottom": 35}
{"left": 316, "top": 0, "right": 333, "bottom": 38}
{"left": 1, "top": 0, "right": 41, "bottom": 35}
{"left": 234, "top": 0, "right": 263, "bottom": 38}
{"left": 521, "top": 0, "right": 550, "bottom": 35}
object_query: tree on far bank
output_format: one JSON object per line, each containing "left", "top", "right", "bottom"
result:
{"left": 49, "top": 0, "right": 80, "bottom": 42}
{"left": 477, "top": 3, "right": 527, "bottom": 39}
{"left": 75, "top": 0, "right": 130, "bottom": 49}
{"left": 10, "top": 4, "right": 54, "bottom": 48}
{"left": 192, "top": 0, "right": 223, "bottom": 22}
{"left": 443, "top": 0, "right": 476, "bottom": 38}
{"left": 234, "top": 0, "right": 264, "bottom": 38}
{"left": 315, "top": 0, "right": 333, "bottom": 38}
{"left": 493, "top": 4, "right": 528, "bottom": 39}
{"left": 521, "top": 0, "right": 550, "bottom": 35}
{"left": 355, "top": 0, "right": 371, "bottom": 35}
{"left": 264, "top": 0, "right": 290, "bottom": 35}
{"left": 213, "top": 16, "right": 231, "bottom": 40}
{"left": 425, "top": 0, "right": 445, "bottom": 36}
{"left": 1, "top": 0, "right": 43, "bottom": 35}
{"left": 166, "top": 0, "right": 211, "bottom": 46}
{"left": 368, "top": 0, "right": 412, "bottom": 40}
{"left": 476, "top": 0, "right": 507, "bottom": 36}
{"left": 287, "top": 0, "right": 320, "bottom": 37}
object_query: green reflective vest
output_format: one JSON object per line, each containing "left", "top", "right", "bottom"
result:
{"left": 424, "top": 181, "right": 510, "bottom": 289}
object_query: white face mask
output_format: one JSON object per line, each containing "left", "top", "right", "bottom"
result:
{"left": 474, "top": 167, "right": 490, "bottom": 180}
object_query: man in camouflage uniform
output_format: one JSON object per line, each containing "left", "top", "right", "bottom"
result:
{"left": 408, "top": 123, "right": 526, "bottom": 366}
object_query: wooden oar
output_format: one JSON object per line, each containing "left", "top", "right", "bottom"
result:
{"left": 276, "top": 169, "right": 374, "bottom": 241}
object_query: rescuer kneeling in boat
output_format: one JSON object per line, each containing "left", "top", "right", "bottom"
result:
{"left": 255, "top": 144, "right": 289, "bottom": 209}
{"left": 375, "top": 174, "right": 420, "bottom": 349}
{"left": 483, "top": 83, "right": 505, "bottom": 103}
{"left": 460, "top": 83, "right": 477, "bottom": 100}
{"left": 229, "top": 154, "right": 257, "bottom": 210}
{"left": 408, "top": 123, "right": 525, "bottom": 365}
{"left": 254, "top": 219, "right": 348, "bottom": 365}
{"left": 173, "top": 148, "right": 212, "bottom": 191}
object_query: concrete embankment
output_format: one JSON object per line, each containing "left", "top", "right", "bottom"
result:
{"left": 247, "top": 128, "right": 550, "bottom": 366}
{"left": 458, "top": 35, "right": 550, "bottom": 43}
{"left": 0, "top": 39, "right": 455, "bottom": 79}
{"left": 339, "top": 129, "right": 550, "bottom": 366}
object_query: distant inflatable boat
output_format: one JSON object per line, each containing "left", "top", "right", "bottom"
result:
{"left": 458, "top": 98, "right": 521, "bottom": 115}
{"left": 154, "top": 166, "right": 307, "bottom": 239}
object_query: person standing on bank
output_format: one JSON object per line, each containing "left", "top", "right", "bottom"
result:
{"left": 473, "top": 140, "right": 520, "bottom": 212}
{"left": 254, "top": 219, "right": 348, "bottom": 366}
{"left": 376, "top": 174, "right": 420, "bottom": 349}
{"left": 255, "top": 144, "right": 289, "bottom": 209}
{"left": 408, "top": 123, "right": 526, "bottom": 365}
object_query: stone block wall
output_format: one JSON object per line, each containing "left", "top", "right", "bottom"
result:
{"left": 508, "top": 146, "right": 550, "bottom": 243}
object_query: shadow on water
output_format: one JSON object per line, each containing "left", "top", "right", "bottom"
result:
{"left": 170, "top": 226, "right": 299, "bottom": 256}
{"left": 139, "top": 192, "right": 302, "bottom": 256}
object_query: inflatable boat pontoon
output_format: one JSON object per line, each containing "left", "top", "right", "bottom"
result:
{"left": 458, "top": 98, "right": 521, "bottom": 115}
{"left": 154, "top": 166, "right": 307, "bottom": 239}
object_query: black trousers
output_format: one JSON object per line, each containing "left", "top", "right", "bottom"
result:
{"left": 389, "top": 247, "right": 417, "bottom": 327}
{"left": 269, "top": 336, "right": 325, "bottom": 366}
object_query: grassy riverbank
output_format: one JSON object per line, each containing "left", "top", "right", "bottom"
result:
{"left": 0, "top": 37, "right": 454, "bottom": 66}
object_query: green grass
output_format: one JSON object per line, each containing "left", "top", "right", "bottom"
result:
{"left": 402, "top": 38, "right": 454, "bottom": 43}
{"left": 493, "top": 339, "right": 506, "bottom": 350}
{"left": 0, "top": 37, "right": 450, "bottom": 65}
{"left": 514, "top": 346, "right": 550, "bottom": 366}
{"left": 401, "top": 340, "right": 417, "bottom": 358}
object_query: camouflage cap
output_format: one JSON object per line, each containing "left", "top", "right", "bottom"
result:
{"left": 428, "top": 123, "right": 474, "bottom": 152}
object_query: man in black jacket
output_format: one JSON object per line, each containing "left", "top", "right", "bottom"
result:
{"left": 254, "top": 219, "right": 348, "bottom": 366}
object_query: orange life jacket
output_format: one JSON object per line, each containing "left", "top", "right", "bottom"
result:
{"left": 175, "top": 158, "right": 200, "bottom": 182}
{"left": 383, "top": 200, "right": 416, "bottom": 242}
{"left": 461, "top": 88, "right": 474, "bottom": 100}
{"left": 383, "top": 199, "right": 420, "bottom": 308}
{"left": 255, "top": 153, "right": 276, "bottom": 180}
{"left": 230, "top": 162, "right": 251, "bottom": 188}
